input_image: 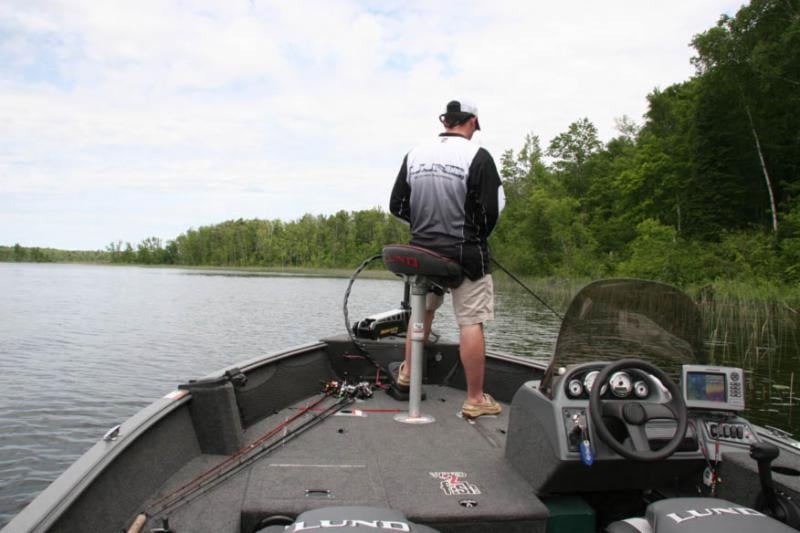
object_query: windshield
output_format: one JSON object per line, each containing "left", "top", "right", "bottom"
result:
{"left": 541, "top": 279, "right": 707, "bottom": 392}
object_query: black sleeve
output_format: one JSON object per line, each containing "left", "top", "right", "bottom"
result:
{"left": 389, "top": 154, "right": 411, "bottom": 223}
{"left": 469, "top": 148, "right": 501, "bottom": 236}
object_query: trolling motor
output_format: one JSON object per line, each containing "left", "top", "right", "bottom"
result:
{"left": 351, "top": 305, "right": 411, "bottom": 340}
{"left": 351, "top": 278, "right": 411, "bottom": 340}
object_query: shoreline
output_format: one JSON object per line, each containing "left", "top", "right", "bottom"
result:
{"left": 0, "top": 260, "right": 398, "bottom": 280}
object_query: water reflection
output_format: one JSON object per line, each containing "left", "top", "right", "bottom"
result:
{"left": 491, "top": 289, "right": 560, "bottom": 362}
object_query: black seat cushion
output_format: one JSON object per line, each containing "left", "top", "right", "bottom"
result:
{"left": 382, "top": 244, "right": 463, "bottom": 288}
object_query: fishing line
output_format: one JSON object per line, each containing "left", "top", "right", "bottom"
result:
{"left": 491, "top": 257, "right": 564, "bottom": 321}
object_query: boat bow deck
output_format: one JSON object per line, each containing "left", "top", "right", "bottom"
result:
{"left": 151, "top": 385, "right": 548, "bottom": 533}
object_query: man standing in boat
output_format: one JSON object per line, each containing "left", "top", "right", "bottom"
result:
{"left": 389, "top": 99, "right": 503, "bottom": 418}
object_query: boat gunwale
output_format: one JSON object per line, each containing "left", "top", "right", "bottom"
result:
{"left": 4, "top": 340, "right": 330, "bottom": 533}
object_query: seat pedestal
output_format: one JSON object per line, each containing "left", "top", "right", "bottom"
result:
{"left": 382, "top": 244, "right": 463, "bottom": 426}
{"left": 394, "top": 276, "right": 435, "bottom": 425}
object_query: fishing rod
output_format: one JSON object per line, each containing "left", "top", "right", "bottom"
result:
{"left": 491, "top": 256, "right": 564, "bottom": 321}
{"left": 489, "top": 255, "right": 572, "bottom": 396}
{"left": 142, "top": 391, "right": 353, "bottom": 519}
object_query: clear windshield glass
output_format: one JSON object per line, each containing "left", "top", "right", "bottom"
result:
{"left": 542, "top": 279, "right": 707, "bottom": 391}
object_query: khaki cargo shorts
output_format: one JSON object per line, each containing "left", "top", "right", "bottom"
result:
{"left": 426, "top": 274, "right": 494, "bottom": 327}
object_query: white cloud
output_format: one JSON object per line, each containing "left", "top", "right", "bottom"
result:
{"left": 0, "top": 0, "right": 738, "bottom": 249}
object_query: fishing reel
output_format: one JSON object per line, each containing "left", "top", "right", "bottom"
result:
{"left": 321, "top": 379, "right": 374, "bottom": 400}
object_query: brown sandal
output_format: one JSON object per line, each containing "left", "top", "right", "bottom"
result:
{"left": 462, "top": 393, "right": 502, "bottom": 418}
{"left": 395, "top": 361, "right": 410, "bottom": 389}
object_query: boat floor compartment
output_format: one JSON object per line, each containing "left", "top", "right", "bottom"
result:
{"left": 144, "top": 386, "right": 549, "bottom": 533}
{"left": 542, "top": 495, "right": 596, "bottom": 533}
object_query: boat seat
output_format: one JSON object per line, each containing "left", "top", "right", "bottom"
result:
{"left": 605, "top": 497, "right": 798, "bottom": 533}
{"left": 254, "top": 505, "right": 440, "bottom": 532}
{"left": 382, "top": 244, "right": 463, "bottom": 289}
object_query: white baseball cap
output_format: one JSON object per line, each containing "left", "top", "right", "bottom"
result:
{"left": 439, "top": 99, "right": 481, "bottom": 130}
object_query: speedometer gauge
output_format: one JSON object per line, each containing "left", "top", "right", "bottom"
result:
{"left": 609, "top": 371, "right": 633, "bottom": 398}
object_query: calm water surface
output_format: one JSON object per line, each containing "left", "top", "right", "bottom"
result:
{"left": 0, "top": 263, "right": 796, "bottom": 526}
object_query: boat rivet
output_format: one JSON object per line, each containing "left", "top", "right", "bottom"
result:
{"left": 337, "top": 428, "right": 345, "bottom": 434}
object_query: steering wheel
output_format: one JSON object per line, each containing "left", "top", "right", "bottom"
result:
{"left": 588, "top": 359, "right": 688, "bottom": 461}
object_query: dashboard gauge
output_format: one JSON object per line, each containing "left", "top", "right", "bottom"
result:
{"left": 609, "top": 371, "right": 633, "bottom": 398}
{"left": 634, "top": 380, "right": 649, "bottom": 399}
{"left": 567, "top": 379, "right": 584, "bottom": 398}
{"left": 583, "top": 371, "right": 600, "bottom": 393}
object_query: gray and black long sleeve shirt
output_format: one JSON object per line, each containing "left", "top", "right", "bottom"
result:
{"left": 389, "top": 132, "right": 503, "bottom": 281}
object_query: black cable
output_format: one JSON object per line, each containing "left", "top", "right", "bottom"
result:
{"left": 491, "top": 256, "right": 564, "bottom": 321}
{"left": 342, "top": 253, "right": 389, "bottom": 375}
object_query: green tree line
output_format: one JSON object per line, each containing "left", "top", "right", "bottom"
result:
{"left": 3, "top": 209, "right": 410, "bottom": 268}
{"left": 4, "top": 0, "right": 797, "bottom": 289}
{"left": 0, "top": 244, "right": 107, "bottom": 263}
{"left": 492, "top": 0, "right": 800, "bottom": 286}
{"left": 161, "top": 210, "right": 409, "bottom": 268}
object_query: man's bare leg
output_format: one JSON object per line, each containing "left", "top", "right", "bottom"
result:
{"left": 460, "top": 323, "right": 486, "bottom": 404}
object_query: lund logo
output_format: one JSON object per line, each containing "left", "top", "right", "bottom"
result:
{"left": 289, "top": 520, "right": 411, "bottom": 531}
{"left": 668, "top": 506, "right": 766, "bottom": 524}
{"left": 385, "top": 255, "right": 419, "bottom": 269}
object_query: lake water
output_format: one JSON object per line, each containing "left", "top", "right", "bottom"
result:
{"left": 0, "top": 263, "right": 796, "bottom": 527}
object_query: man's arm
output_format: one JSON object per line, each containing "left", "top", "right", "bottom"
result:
{"left": 471, "top": 149, "right": 502, "bottom": 236}
{"left": 389, "top": 155, "right": 411, "bottom": 223}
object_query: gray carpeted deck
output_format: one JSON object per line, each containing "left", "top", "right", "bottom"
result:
{"left": 149, "top": 385, "right": 548, "bottom": 533}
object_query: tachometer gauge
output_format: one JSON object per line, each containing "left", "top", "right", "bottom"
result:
{"left": 609, "top": 371, "right": 633, "bottom": 398}
{"left": 633, "top": 380, "right": 649, "bottom": 399}
{"left": 567, "top": 379, "right": 584, "bottom": 398}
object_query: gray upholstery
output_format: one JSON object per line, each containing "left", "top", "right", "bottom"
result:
{"left": 607, "top": 497, "right": 798, "bottom": 533}
{"left": 605, "top": 517, "right": 651, "bottom": 533}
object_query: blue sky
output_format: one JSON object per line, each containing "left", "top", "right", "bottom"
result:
{"left": 1, "top": 0, "right": 738, "bottom": 250}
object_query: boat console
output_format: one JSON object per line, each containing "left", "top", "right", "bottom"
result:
{"left": 505, "top": 355, "right": 800, "bottom": 531}
{"left": 506, "top": 361, "right": 706, "bottom": 495}
{"left": 506, "top": 361, "right": 765, "bottom": 486}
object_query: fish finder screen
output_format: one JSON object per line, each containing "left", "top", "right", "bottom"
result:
{"left": 686, "top": 372, "right": 726, "bottom": 402}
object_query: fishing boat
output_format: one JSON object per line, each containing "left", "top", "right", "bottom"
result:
{"left": 5, "top": 247, "right": 800, "bottom": 533}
